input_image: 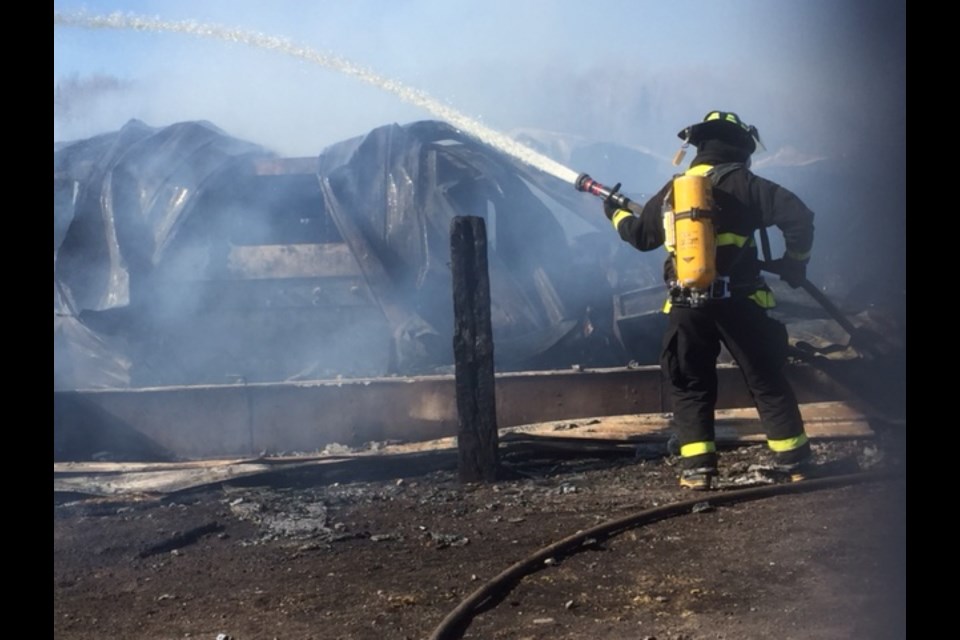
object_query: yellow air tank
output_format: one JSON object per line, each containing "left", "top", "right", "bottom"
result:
{"left": 671, "top": 174, "right": 716, "bottom": 290}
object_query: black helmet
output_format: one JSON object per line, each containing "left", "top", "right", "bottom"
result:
{"left": 676, "top": 111, "right": 764, "bottom": 153}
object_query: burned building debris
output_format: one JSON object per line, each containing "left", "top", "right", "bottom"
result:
{"left": 53, "top": 119, "right": 905, "bottom": 463}
{"left": 55, "top": 119, "right": 666, "bottom": 390}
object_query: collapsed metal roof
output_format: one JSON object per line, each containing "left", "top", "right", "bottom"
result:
{"left": 55, "top": 119, "right": 657, "bottom": 390}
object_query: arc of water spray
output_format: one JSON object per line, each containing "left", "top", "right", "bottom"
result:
{"left": 53, "top": 11, "right": 580, "bottom": 185}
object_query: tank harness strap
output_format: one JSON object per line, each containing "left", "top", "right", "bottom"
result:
{"left": 664, "top": 163, "right": 774, "bottom": 308}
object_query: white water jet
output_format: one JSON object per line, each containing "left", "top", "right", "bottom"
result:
{"left": 54, "top": 11, "right": 581, "bottom": 185}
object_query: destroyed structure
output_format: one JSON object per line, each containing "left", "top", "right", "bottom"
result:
{"left": 54, "top": 119, "right": 672, "bottom": 390}
{"left": 53, "top": 119, "right": 905, "bottom": 462}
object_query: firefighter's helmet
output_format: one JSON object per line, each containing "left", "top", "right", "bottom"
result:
{"left": 677, "top": 111, "right": 765, "bottom": 153}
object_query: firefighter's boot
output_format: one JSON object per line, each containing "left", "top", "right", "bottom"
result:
{"left": 679, "top": 467, "right": 718, "bottom": 491}
{"left": 771, "top": 441, "right": 813, "bottom": 483}
{"left": 678, "top": 448, "right": 719, "bottom": 491}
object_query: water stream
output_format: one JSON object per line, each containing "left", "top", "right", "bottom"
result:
{"left": 53, "top": 11, "right": 581, "bottom": 185}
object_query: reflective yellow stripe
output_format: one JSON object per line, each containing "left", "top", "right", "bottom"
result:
{"left": 685, "top": 164, "right": 714, "bottom": 176}
{"left": 767, "top": 433, "right": 809, "bottom": 453}
{"left": 611, "top": 209, "right": 633, "bottom": 230}
{"left": 704, "top": 111, "right": 744, "bottom": 126}
{"left": 748, "top": 289, "right": 776, "bottom": 308}
{"left": 786, "top": 249, "right": 811, "bottom": 261}
{"left": 662, "top": 298, "right": 672, "bottom": 313}
{"left": 716, "top": 232, "right": 753, "bottom": 248}
{"left": 680, "top": 441, "right": 716, "bottom": 458}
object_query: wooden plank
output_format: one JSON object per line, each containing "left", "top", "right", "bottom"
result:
{"left": 53, "top": 401, "right": 876, "bottom": 497}
{"left": 55, "top": 364, "right": 858, "bottom": 461}
{"left": 506, "top": 401, "right": 875, "bottom": 442}
{"left": 226, "top": 243, "right": 362, "bottom": 279}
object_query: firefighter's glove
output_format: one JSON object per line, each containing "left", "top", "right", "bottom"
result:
{"left": 776, "top": 255, "right": 808, "bottom": 289}
{"left": 603, "top": 197, "right": 620, "bottom": 221}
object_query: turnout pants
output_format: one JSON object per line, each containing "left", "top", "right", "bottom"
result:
{"left": 660, "top": 297, "right": 807, "bottom": 470}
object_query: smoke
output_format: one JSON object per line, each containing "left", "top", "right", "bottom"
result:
{"left": 53, "top": 1, "right": 905, "bottom": 389}
{"left": 54, "top": 73, "right": 134, "bottom": 137}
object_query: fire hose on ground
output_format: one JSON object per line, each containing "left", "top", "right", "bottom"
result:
{"left": 427, "top": 468, "right": 900, "bottom": 640}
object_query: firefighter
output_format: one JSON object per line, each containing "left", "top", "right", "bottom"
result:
{"left": 603, "top": 111, "right": 815, "bottom": 490}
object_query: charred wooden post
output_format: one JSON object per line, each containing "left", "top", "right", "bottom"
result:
{"left": 450, "top": 216, "right": 499, "bottom": 483}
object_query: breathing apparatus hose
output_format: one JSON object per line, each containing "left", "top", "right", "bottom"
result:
{"left": 427, "top": 468, "right": 900, "bottom": 640}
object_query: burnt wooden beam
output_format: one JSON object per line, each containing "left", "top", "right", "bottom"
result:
{"left": 450, "top": 216, "right": 499, "bottom": 483}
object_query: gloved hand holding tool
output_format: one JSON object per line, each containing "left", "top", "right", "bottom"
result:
{"left": 603, "top": 192, "right": 622, "bottom": 220}
{"left": 769, "top": 254, "right": 808, "bottom": 289}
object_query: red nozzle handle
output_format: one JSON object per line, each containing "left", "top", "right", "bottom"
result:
{"left": 575, "top": 173, "right": 632, "bottom": 210}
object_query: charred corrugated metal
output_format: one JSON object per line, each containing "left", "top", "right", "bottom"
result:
{"left": 53, "top": 118, "right": 905, "bottom": 463}
{"left": 54, "top": 119, "right": 646, "bottom": 390}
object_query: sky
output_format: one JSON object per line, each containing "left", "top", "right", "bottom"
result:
{"left": 53, "top": 0, "right": 906, "bottom": 176}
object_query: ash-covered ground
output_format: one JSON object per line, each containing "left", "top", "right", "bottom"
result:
{"left": 54, "top": 432, "right": 906, "bottom": 640}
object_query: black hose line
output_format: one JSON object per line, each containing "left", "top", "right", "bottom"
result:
{"left": 428, "top": 469, "right": 900, "bottom": 640}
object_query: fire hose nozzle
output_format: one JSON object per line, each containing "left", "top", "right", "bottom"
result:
{"left": 574, "top": 173, "right": 632, "bottom": 211}
{"left": 574, "top": 173, "right": 593, "bottom": 192}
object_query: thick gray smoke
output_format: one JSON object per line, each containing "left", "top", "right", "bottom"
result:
{"left": 53, "top": 2, "right": 905, "bottom": 390}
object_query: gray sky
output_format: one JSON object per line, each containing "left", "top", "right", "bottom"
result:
{"left": 54, "top": 0, "right": 905, "bottom": 170}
